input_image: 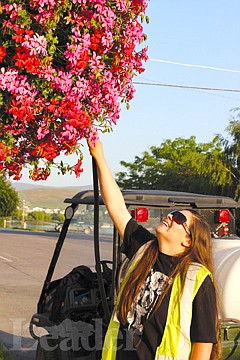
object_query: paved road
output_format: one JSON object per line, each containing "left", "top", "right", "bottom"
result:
{"left": 0, "top": 229, "right": 112, "bottom": 359}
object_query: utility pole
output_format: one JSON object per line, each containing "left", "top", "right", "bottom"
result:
{"left": 21, "top": 200, "right": 26, "bottom": 228}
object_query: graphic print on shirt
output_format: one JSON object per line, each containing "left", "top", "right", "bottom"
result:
{"left": 127, "top": 269, "right": 168, "bottom": 333}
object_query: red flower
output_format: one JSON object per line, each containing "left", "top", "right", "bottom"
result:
{"left": 90, "top": 30, "right": 104, "bottom": 52}
{"left": 67, "top": 110, "right": 91, "bottom": 130}
{"left": 13, "top": 47, "right": 40, "bottom": 73}
{"left": 32, "top": 141, "right": 60, "bottom": 161}
{"left": 12, "top": 28, "right": 25, "bottom": 43}
{"left": 13, "top": 47, "right": 31, "bottom": 68}
{"left": 124, "top": 42, "right": 135, "bottom": 56}
{"left": 40, "top": 141, "right": 60, "bottom": 161}
{"left": 75, "top": 49, "right": 90, "bottom": 70}
{"left": 0, "top": 0, "right": 148, "bottom": 181}
{"left": 25, "top": 56, "right": 40, "bottom": 73}
{"left": 0, "top": 142, "right": 6, "bottom": 161}
{"left": 25, "top": 29, "right": 34, "bottom": 37}
{"left": 0, "top": 46, "right": 7, "bottom": 63}
{"left": 30, "top": 166, "right": 51, "bottom": 181}
{"left": 8, "top": 100, "right": 35, "bottom": 121}
{"left": 47, "top": 98, "right": 59, "bottom": 113}
{"left": 74, "top": 159, "right": 83, "bottom": 178}
{"left": 6, "top": 161, "right": 23, "bottom": 180}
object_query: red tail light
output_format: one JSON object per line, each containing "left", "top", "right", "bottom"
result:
{"left": 214, "top": 209, "right": 230, "bottom": 223}
{"left": 131, "top": 208, "right": 148, "bottom": 222}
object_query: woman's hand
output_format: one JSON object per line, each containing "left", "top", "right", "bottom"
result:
{"left": 88, "top": 138, "right": 104, "bottom": 161}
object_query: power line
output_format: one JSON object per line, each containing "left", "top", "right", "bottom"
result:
{"left": 149, "top": 59, "right": 240, "bottom": 74}
{"left": 133, "top": 81, "right": 240, "bottom": 93}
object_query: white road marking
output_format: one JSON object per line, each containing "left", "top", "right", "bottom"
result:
{"left": 0, "top": 256, "right": 12, "bottom": 262}
{"left": 1, "top": 251, "right": 18, "bottom": 260}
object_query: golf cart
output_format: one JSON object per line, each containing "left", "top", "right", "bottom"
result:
{"left": 30, "top": 188, "right": 240, "bottom": 359}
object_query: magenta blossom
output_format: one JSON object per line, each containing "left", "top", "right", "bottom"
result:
{"left": 0, "top": 0, "right": 149, "bottom": 181}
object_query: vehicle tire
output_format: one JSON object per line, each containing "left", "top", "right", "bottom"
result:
{"left": 84, "top": 227, "right": 91, "bottom": 235}
{"left": 36, "top": 336, "right": 61, "bottom": 360}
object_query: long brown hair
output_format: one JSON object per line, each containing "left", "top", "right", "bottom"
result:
{"left": 116, "top": 209, "right": 221, "bottom": 360}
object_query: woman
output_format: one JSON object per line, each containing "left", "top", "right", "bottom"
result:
{"left": 88, "top": 139, "right": 221, "bottom": 360}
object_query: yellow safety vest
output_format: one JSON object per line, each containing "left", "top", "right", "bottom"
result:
{"left": 101, "top": 241, "right": 211, "bottom": 360}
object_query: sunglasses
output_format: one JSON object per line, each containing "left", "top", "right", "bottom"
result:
{"left": 170, "top": 210, "right": 191, "bottom": 237}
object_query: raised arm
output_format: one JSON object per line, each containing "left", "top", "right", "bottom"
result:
{"left": 190, "top": 342, "right": 213, "bottom": 360}
{"left": 88, "top": 139, "right": 131, "bottom": 239}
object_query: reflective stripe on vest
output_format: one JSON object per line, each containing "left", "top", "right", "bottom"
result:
{"left": 101, "top": 241, "right": 153, "bottom": 360}
{"left": 101, "top": 241, "right": 211, "bottom": 360}
{"left": 155, "top": 263, "right": 210, "bottom": 360}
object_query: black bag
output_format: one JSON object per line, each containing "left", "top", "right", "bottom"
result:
{"left": 41, "top": 264, "right": 112, "bottom": 324}
{"left": 51, "top": 266, "right": 96, "bottom": 322}
{"left": 35, "top": 264, "right": 112, "bottom": 358}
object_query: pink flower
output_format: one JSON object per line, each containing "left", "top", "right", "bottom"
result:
{"left": 37, "top": 127, "right": 50, "bottom": 140}
{"left": 93, "top": 5, "right": 116, "bottom": 30}
{"left": 61, "top": 124, "right": 77, "bottom": 141}
{"left": 22, "top": 33, "right": 47, "bottom": 56}
{"left": 87, "top": 126, "right": 99, "bottom": 147}
{"left": 0, "top": 0, "right": 149, "bottom": 180}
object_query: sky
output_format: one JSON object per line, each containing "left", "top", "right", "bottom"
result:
{"left": 11, "top": 0, "right": 240, "bottom": 188}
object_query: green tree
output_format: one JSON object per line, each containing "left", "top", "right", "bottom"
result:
{"left": 116, "top": 135, "right": 238, "bottom": 199}
{"left": 12, "top": 208, "right": 23, "bottom": 221}
{"left": 0, "top": 176, "right": 19, "bottom": 218}
{"left": 220, "top": 110, "right": 240, "bottom": 199}
{"left": 51, "top": 213, "right": 65, "bottom": 222}
{"left": 27, "top": 211, "right": 51, "bottom": 222}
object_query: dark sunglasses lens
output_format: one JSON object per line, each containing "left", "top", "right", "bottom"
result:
{"left": 170, "top": 211, "right": 187, "bottom": 225}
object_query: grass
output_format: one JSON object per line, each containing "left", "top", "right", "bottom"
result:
{"left": 18, "top": 187, "right": 86, "bottom": 210}
{"left": 0, "top": 343, "right": 13, "bottom": 360}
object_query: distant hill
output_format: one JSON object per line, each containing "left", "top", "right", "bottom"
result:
{"left": 14, "top": 184, "right": 92, "bottom": 210}
{"left": 11, "top": 182, "right": 47, "bottom": 191}
{"left": 11, "top": 182, "right": 81, "bottom": 191}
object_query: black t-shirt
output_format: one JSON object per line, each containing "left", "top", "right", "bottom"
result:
{"left": 116, "top": 219, "right": 217, "bottom": 360}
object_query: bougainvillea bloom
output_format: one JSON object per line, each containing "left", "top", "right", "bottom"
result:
{"left": 0, "top": 0, "right": 149, "bottom": 180}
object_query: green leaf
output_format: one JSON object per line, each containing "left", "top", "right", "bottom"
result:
{"left": 145, "top": 16, "right": 150, "bottom": 24}
{"left": 0, "top": 93, "right": 3, "bottom": 107}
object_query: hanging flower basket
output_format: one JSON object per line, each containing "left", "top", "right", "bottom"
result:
{"left": 0, "top": 0, "right": 149, "bottom": 180}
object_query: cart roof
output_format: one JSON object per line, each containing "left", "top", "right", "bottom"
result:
{"left": 64, "top": 189, "right": 240, "bottom": 209}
